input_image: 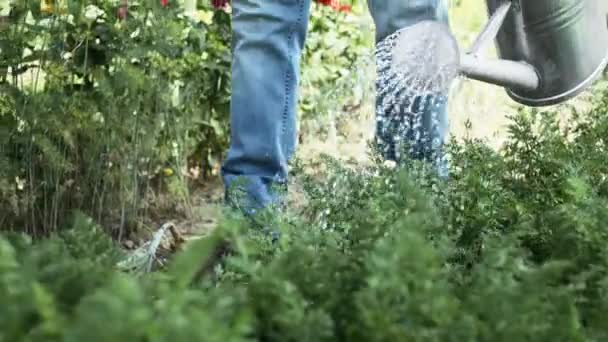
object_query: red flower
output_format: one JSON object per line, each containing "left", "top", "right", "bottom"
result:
{"left": 314, "top": 0, "right": 351, "bottom": 13}
{"left": 212, "top": 0, "right": 229, "bottom": 9}
{"left": 337, "top": 4, "right": 351, "bottom": 12}
{"left": 160, "top": 0, "right": 168, "bottom": 7}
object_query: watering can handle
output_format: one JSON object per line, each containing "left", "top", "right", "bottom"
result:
{"left": 467, "top": 0, "right": 512, "bottom": 55}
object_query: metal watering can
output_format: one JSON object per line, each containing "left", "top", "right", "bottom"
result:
{"left": 459, "top": 0, "right": 608, "bottom": 106}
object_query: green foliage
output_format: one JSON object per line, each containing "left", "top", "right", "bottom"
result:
{"left": 299, "top": 2, "right": 373, "bottom": 123}
{"left": 3, "top": 82, "right": 608, "bottom": 340}
{"left": 3, "top": 2, "right": 608, "bottom": 340}
{"left": 1, "top": 1, "right": 232, "bottom": 233}
{"left": 1, "top": 0, "right": 375, "bottom": 235}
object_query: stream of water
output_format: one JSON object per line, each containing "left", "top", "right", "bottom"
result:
{"left": 373, "top": 21, "right": 460, "bottom": 165}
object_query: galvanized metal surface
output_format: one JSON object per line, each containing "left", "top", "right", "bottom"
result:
{"left": 458, "top": 0, "right": 541, "bottom": 96}
{"left": 460, "top": 54, "right": 539, "bottom": 91}
{"left": 486, "top": 0, "right": 608, "bottom": 106}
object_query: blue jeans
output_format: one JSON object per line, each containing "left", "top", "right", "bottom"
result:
{"left": 222, "top": 0, "right": 451, "bottom": 212}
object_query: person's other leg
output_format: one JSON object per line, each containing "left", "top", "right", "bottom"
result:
{"left": 221, "top": 0, "right": 312, "bottom": 214}
{"left": 368, "top": 0, "right": 450, "bottom": 178}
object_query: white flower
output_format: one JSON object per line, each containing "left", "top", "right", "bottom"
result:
{"left": 383, "top": 160, "right": 397, "bottom": 169}
{"left": 84, "top": 5, "right": 104, "bottom": 21}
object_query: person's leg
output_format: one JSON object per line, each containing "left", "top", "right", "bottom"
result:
{"left": 221, "top": 0, "right": 312, "bottom": 214}
{"left": 368, "top": 0, "right": 450, "bottom": 177}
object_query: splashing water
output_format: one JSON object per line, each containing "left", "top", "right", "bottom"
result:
{"left": 374, "top": 20, "right": 460, "bottom": 168}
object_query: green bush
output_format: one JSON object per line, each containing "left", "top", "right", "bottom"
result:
{"left": 3, "top": 2, "right": 607, "bottom": 338}
{"left": 300, "top": 2, "right": 373, "bottom": 123}
{"left": 0, "top": 0, "right": 374, "bottom": 235}
{"left": 1, "top": 1, "right": 232, "bottom": 234}
{"left": 3, "top": 80, "right": 608, "bottom": 341}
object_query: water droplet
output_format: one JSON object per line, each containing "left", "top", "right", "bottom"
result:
{"left": 373, "top": 21, "right": 458, "bottom": 167}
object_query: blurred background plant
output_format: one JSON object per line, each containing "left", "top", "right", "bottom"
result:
{"left": 0, "top": 0, "right": 375, "bottom": 239}
{"left": 0, "top": 0, "right": 233, "bottom": 237}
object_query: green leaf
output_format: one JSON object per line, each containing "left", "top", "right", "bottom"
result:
{"left": 166, "top": 232, "right": 223, "bottom": 288}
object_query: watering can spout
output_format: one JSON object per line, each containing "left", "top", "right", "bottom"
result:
{"left": 459, "top": 55, "right": 540, "bottom": 92}
{"left": 457, "top": 0, "right": 540, "bottom": 93}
